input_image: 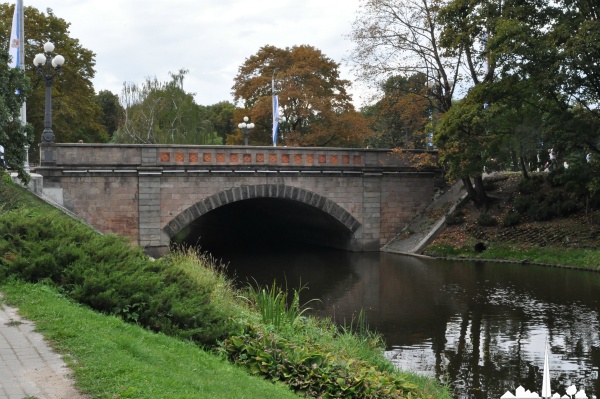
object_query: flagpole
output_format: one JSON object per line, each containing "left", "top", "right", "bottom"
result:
{"left": 17, "top": 0, "right": 30, "bottom": 172}
{"left": 272, "top": 68, "right": 278, "bottom": 147}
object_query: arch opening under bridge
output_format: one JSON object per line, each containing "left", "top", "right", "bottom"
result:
{"left": 165, "top": 185, "right": 362, "bottom": 252}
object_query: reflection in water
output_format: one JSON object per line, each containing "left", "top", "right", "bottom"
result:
{"left": 213, "top": 246, "right": 600, "bottom": 399}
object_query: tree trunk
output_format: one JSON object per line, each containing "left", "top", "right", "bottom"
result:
{"left": 510, "top": 150, "right": 520, "bottom": 172}
{"left": 519, "top": 155, "right": 529, "bottom": 180}
{"left": 461, "top": 175, "right": 490, "bottom": 209}
{"left": 473, "top": 175, "right": 491, "bottom": 210}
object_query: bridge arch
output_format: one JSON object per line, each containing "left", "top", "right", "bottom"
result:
{"left": 162, "top": 184, "right": 361, "bottom": 245}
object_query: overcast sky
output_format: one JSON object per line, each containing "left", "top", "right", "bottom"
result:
{"left": 21, "top": 0, "right": 371, "bottom": 107}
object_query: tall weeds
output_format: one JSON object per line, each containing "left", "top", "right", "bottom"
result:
{"left": 241, "top": 280, "right": 316, "bottom": 329}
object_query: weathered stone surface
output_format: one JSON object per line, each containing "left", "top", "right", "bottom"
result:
{"left": 37, "top": 145, "right": 437, "bottom": 253}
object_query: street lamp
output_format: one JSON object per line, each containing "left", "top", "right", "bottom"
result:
{"left": 238, "top": 116, "right": 255, "bottom": 146}
{"left": 33, "top": 42, "right": 65, "bottom": 144}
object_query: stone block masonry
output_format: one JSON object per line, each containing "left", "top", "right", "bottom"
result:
{"left": 36, "top": 144, "right": 438, "bottom": 255}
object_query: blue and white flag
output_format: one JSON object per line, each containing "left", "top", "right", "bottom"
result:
{"left": 272, "top": 94, "right": 279, "bottom": 146}
{"left": 8, "top": 3, "right": 21, "bottom": 69}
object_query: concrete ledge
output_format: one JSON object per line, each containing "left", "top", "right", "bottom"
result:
{"left": 10, "top": 173, "right": 43, "bottom": 196}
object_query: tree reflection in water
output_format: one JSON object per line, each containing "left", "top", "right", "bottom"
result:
{"left": 212, "top": 246, "right": 599, "bottom": 399}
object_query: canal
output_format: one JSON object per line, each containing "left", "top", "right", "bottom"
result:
{"left": 205, "top": 243, "right": 600, "bottom": 399}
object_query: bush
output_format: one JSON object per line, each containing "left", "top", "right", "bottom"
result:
{"left": 0, "top": 190, "right": 242, "bottom": 346}
{"left": 477, "top": 212, "right": 498, "bottom": 227}
{"left": 503, "top": 211, "right": 521, "bottom": 227}
{"left": 528, "top": 202, "right": 552, "bottom": 221}
{"left": 514, "top": 196, "right": 532, "bottom": 214}
{"left": 221, "top": 326, "right": 419, "bottom": 399}
{"left": 446, "top": 209, "right": 465, "bottom": 225}
{"left": 518, "top": 176, "right": 543, "bottom": 195}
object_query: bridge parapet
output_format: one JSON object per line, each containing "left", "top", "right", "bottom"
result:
{"left": 41, "top": 144, "right": 427, "bottom": 172}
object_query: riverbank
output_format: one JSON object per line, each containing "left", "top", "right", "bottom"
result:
{"left": 0, "top": 173, "right": 451, "bottom": 399}
{"left": 423, "top": 172, "right": 600, "bottom": 269}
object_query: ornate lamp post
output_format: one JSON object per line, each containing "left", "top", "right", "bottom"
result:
{"left": 238, "top": 116, "right": 255, "bottom": 146}
{"left": 33, "top": 42, "right": 64, "bottom": 144}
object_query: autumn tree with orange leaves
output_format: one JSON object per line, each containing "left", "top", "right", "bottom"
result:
{"left": 231, "top": 45, "right": 371, "bottom": 147}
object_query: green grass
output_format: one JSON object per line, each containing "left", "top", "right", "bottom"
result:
{"left": 426, "top": 242, "right": 600, "bottom": 270}
{"left": 0, "top": 280, "right": 299, "bottom": 399}
{"left": 0, "top": 175, "right": 452, "bottom": 399}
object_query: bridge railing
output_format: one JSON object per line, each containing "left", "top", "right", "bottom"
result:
{"left": 38, "top": 144, "right": 437, "bottom": 172}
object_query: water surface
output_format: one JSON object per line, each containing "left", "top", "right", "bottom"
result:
{"left": 211, "top": 245, "right": 600, "bottom": 399}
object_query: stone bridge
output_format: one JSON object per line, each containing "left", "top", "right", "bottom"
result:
{"left": 36, "top": 144, "right": 438, "bottom": 257}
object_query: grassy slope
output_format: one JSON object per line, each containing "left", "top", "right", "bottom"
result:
{"left": 425, "top": 173, "right": 600, "bottom": 269}
{"left": 1, "top": 280, "right": 299, "bottom": 399}
{"left": 0, "top": 174, "right": 451, "bottom": 398}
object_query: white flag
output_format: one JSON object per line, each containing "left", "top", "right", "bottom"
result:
{"left": 8, "top": 3, "right": 21, "bottom": 69}
{"left": 272, "top": 94, "right": 279, "bottom": 146}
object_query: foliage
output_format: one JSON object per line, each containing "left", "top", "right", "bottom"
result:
{"left": 94, "top": 89, "right": 123, "bottom": 140}
{"left": 348, "top": 0, "right": 456, "bottom": 113}
{"left": 1, "top": 281, "right": 299, "bottom": 399}
{"left": 200, "top": 101, "right": 236, "bottom": 143}
{"left": 0, "top": 182, "right": 242, "bottom": 345}
{"left": 362, "top": 73, "right": 433, "bottom": 149}
{"left": 232, "top": 44, "right": 371, "bottom": 147}
{"left": 446, "top": 209, "right": 465, "bottom": 226}
{"left": 0, "top": 178, "right": 451, "bottom": 399}
{"left": 221, "top": 325, "right": 423, "bottom": 399}
{"left": 0, "top": 4, "right": 108, "bottom": 161}
{"left": 240, "top": 280, "right": 316, "bottom": 330}
{"left": 115, "top": 69, "right": 223, "bottom": 145}
{"left": 476, "top": 212, "right": 497, "bottom": 227}
{"left": 0, "top": 46, "right": 33, "bottom": 183}
{"left": 502, "top": 211, "right": 521, "bottom": 227}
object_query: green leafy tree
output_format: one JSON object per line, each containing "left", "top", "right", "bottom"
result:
{"left": 95, "top": 90, "right": 123, "bottom": 140}
{"left": 0, "top": 46, "right": 33, "bottom": 182}
{"left": 231, "top": 44, "right": 371, "bottom": 147}
{"left": 114, "top": 69, "right": 222, "bottom": 145}
{"left": 0, "top": 4, "right": 108, "bottom": 162}
{"left": 350, "top": 0, "right": 494, "bottom": 206}
{"left": 200, "top": 101, "right": 235, "bottom": 144}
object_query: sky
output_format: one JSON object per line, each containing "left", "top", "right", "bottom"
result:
{"left": 21, "top": 0, "right": 372, "bottom": 107}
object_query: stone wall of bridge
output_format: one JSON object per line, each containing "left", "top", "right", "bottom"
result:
{"left": 37, "top": 144, "right": 436, "bottom": 256}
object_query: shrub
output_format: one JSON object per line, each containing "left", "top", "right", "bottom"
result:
{"left": 0, "top": 192, "right": 242, "bottom": 345}
{"left": 528, "top": 202, "right": 552, "bottom": 221}
{"left": 446, "top": 209, "right": 465, "bottom": 225}
{"left": 514, "top": 196, "right": 532, "bottom": 214}
{"left": 518, "top": 176, "right": 543, "bottom": 195}
{"left": 221, "top": 326, "right": 420, "bottom": 399}
{"left": 503, "top": 211, "right": 521, "bottom": 227}
{"left": 477, "top": 212, "right": 498, "bottom": 227}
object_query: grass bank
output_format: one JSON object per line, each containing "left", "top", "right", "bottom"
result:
{"left": 0, "top": 173, "right": 450, "bottom": 399}
{"left": 425, "top": 242, "right": 600, "bottom": 269}
{"left": 425, "top": 172, "right": 600, "bottom": 270}
{"left": 0, "top": 280, "right": 299, "bottom": 399}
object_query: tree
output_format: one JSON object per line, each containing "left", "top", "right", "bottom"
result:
{"left": 115, "top": 69, "right": 222, "bottom": 145}
{"left": 0, "top": 4, "right": 108, "bottom": 162}
{"left": 200, "top": 101, "right": 235, "bottom": 143}
{"left": 349, "top": 0, "right": 497, "bottom": 207}
{"left": 348, "top": 0, "right": 457, "bottom": 113}
{"left": 0, "top": 46, "right": 33, "bottom": 182}
{"left": 231, "top": 44, "right": 371, "bottom": 147}
{"left": 362, "top": 73, "right": 432, "bottom": 149}
{"left": 95, "top": 90, "right": 123, "bottom": 140}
